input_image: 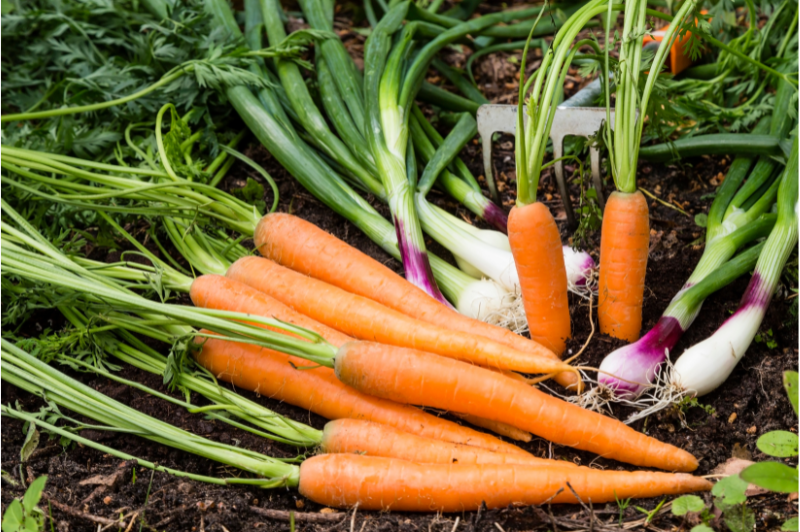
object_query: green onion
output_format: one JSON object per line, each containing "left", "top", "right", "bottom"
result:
{"left": 673, "top": 136, "right": 798, "bottom": 396}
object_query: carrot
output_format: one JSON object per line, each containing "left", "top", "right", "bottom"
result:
{"left": 194, "top": 337, "right": 529, "bottom": 456}
{"left": 598, "top": 191, "right": 650, "bottom": 342}
{"left": 191, "top": 274, "right": 352, "bottom": 346}
{"left": 190, "top": 274, "right": 529, "bottom": 444}
{"left": 254, "top": 213, "right": 581, "bottom": 391}
{"left": 299, "top": 454, "right": 712, "bottom": 511}
{"left": 320, "top": 419, "right": 567, "bottom": 466}
{"left": 226, "top": 256, "right": 576, "bottom": 376}
{"left": 333, "top": 341, "right": 700, "bottom": 471}
{"left": 452, "top": 414, "right": 532, "bottom": 442}
{"left": 508, "top": 202, "right": 571, "bottom": 355}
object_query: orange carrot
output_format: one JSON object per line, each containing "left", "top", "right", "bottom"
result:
{"left": 508, "top": 202, "right": 571, "bottom": 355}
{"left": 191, "top": 274, "right": 352, "bottom": 346}
{"left": 194, "top": 337, "right": 529, "bottom": 456}
{"left": 190, "top": 274, "right": 528, "bottom": 443}
{"left": 598, "top": 191, "right": 650, "bottom": 342}
{"left": 298, "top": 454, "right": 712, "bottom": 511}
{"left": 333, "top": 341, "right": 700, "bottom": 472}
{"left": 226, "top": 256, "right": 575, "bottom": 376}
{"left": 254, "top": 213, "right": 581, "bottom": 391}
{"left": 452, "top": 414, "right": 532, "bottom": 442}
{"left": 320, "top": 419, "right": 567, "bottom": 466}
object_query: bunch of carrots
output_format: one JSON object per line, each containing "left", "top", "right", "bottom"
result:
{"left": 0, "top": 0, "right": 733, "bottom": 513}
{"left": 183, "top": 211, "right": 712, "bottom": 508}
{"left": 0, "top": 194, "right": 713, "bottom": 509}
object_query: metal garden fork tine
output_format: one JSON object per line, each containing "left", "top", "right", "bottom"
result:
{"left": 477, "top": 79, "right": 611, "bottom": 229}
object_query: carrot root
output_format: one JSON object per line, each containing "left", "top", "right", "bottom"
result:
{"left": 508, "top": 202, "right": 571, "bottom": 355}
{"left": 298, "top": 454, "right": 712, "bottom": 511}
{"left": 320, "top": 419, "right": 563, "bottom": 466}
{"left": 192, "top": 336, "right": 529, "bottom": 456}
{"left": 334, "top": 341, "right": 700, "bottom": 472}
{"left": 598, "top": 191, "right": 650, "bottom": 342}
{"left": 453, "top": 413, "right": 532, "bottom": 442}
{"left": 255, "top": 213, "right": 581, "bottom": 391}
{"left": 226, "top": 256, "right": 575, "bottom": 376}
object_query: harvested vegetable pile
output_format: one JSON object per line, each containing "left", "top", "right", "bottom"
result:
{"left": 1, "top": 0, "right": 797, "bottom": 530}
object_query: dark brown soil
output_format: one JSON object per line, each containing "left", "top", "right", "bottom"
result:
{"left": 2, "top": 3, "right": 798, "bottom": 531}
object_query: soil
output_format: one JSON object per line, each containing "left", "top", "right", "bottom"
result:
{"left": 2, "top": 2, "right": 798, "bottom": 531}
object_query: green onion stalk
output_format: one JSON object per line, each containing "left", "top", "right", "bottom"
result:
{"left": 410, "top": 106, "right": 596, "bottom": 298}
{"left": 673, "top": 136, "right": 798, "bottom": 397}
{"left": 409, "top": 107, "right": 507, "bottom": 230}
{"left": 198, "top": 0, "right": 542, "bottom": 324}
{"left": 362, "top": 3, "right": 449, "bottom": 304}
{"left": 1, "top": 339, "right": 301, "bottom": 488}
{"left": 597, "top": 79, "right": 796, "bottom": 399}
{"left": 408, "top": 109, "right": 518, "bottom": 296}
{"left": 360, "top": 2, "right": 558, "bottom": 305}
{"left": 296, "top": 0, "right": 367, "bottom": 139}
{"left": 406, "top": 2, "right": 594, "bottom": 41}
{"left": 308, "top": 15, "right": 515, "bottom": 264}
{"left": 247, "top": 0, "right": 548, "bottom": 307}
{"left": 256, "top": 0, "right": 385, "bottom": 199}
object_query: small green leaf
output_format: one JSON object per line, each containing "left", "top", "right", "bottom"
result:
{"left": 712, "top": 474, "right": 748, "bottom": 507}
{"left": 234, "top": 177, "right": 265, "bottom": 204}
{"left": 23, "top": 518, "right": 39, "bottom": 532}
{"left": 757, "top": 431, "right": 799, "bottom": 458}
{"left": 691, "top": 525, "right": 715, "bottom": 532}
{"left": 232, "top": 178, "right": 266, "bottom": 212}
{"left": 740, "top": 462, "right": 799, "bottom": 493}
{"left": 1, "top": 500, "right": 23, "bottom": 532}
{"left": 724, "top": 503, "right": 755, "bottom": 532}
{"left": 20, "top": 422, "right": 39, "bottom": 463}
{"left": 782, "top": 517, "right": 799, "bottom": 531}
{"left": 784, "top": 371, "right": 798, "bottom": 416}
{"left": 672, "top": 495, "right": 706, "bottom": 516}
{"left": 694, "top": 213, "right": 708, "bottom": 228}
{"left": 22, "top": 476, "right": 46, "bottom": 513}
{"left": 1, "top": 470, "right": 18, "bottom": 487}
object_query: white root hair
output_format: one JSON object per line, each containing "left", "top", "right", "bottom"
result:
{"left": 561, "top": 356, "right": 689, "bottom": 424}
{"left": 478, "top": 267, "right": 598, "bottom": 334}
{"left": 567, "top": 264, "right": 598, "bottom": 301}
{"left": 480, "top": 286, "right": 529, "bottom": 335}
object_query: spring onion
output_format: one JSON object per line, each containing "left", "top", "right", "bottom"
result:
{"left": 672, "top": 136, "right": 798, "bottom": 396}
{"left": 598, "top": 86, "right": 795, "bottom": 397}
